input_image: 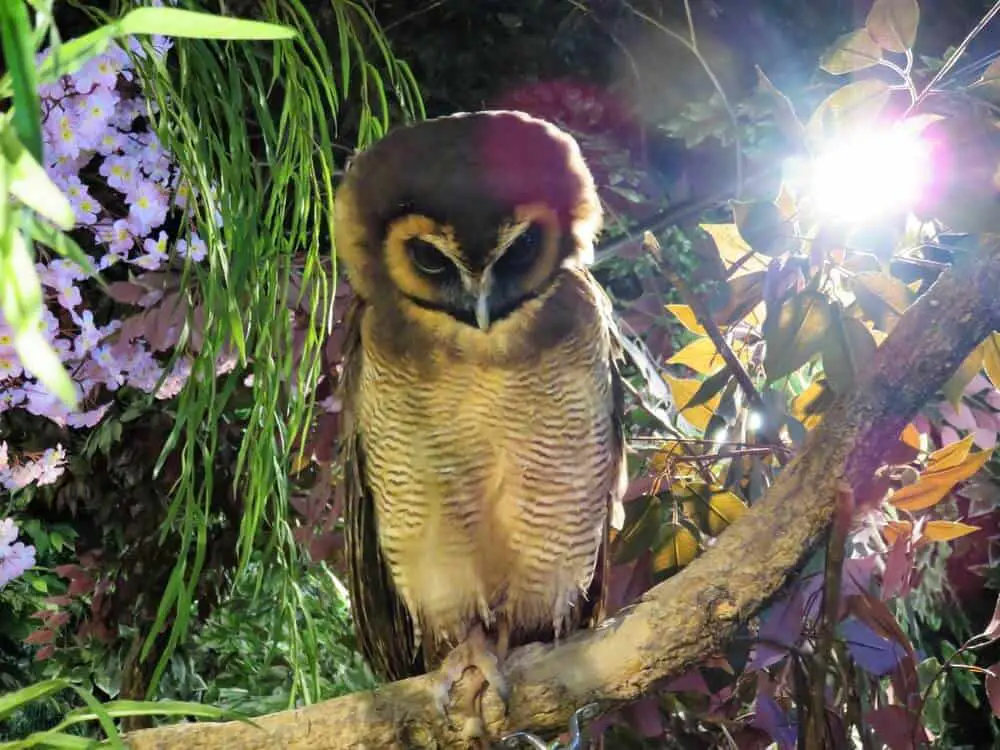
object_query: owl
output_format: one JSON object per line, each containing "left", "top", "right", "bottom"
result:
{"left": 334, "top": 110, "right": 627, "bottom": 741}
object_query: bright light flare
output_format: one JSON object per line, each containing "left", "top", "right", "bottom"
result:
{"left": 807, "top": 128, "right": 933, "bottom": 223}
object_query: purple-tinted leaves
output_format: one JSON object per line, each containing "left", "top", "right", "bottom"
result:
{"left": 986, "top": 662, "right": 1000, "bottom": 717}
{"left": 866, "top": 706, "right": 922, "bottom": 750}
{"left": 664, "top": 668, "right": 711, "bottom": 694}
{"left": 841, "top": 618, "right": 907, "bottom": 676}
{"left": 747, "top": 573, "right": 823, "bottom": 671}
{"left": 750, "top": 695, "right": 796, "bottom": 750}
{"left": 976, "top": 594, "right": 1000, "bottom": 645}
{"left": 881, "top": 537, "right": 914, "bottom": 601}
{"left": 624, "top": 697, "right": 665, "bottom": 738}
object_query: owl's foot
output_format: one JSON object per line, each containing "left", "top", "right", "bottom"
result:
{"left": 431, "top": 620, "right": 511, "bottom": 745}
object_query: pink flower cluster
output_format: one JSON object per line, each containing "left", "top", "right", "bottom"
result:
{"left": 1, "top": 36, "right": 220, "bottom": 493}
{"left": 0, "top": 517, "right": 37, "bottom": 588}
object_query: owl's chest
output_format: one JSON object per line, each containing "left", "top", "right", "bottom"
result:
{"left": 354, "top": 323, "right": 614, "bottom": 517}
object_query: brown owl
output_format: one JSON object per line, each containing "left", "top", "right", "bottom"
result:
{"left": 334, "top": 110, "right": 627, "bottom": 741}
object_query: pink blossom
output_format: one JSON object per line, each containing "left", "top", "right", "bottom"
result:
{"left": 72, "top": 309, "right": 103, "bottom": 356}
{"left": 0, "top": 519, "right": 36, "bottom": 588}
{"left": 127, "top": 180, "right": 169, "bottom": 234}
{"left": 0, "top": 388, "right": 26, "bottom": 413}
{"left": 0, "top": 351, "right": 23, "bottom": 381}
{"left": 75, "top": 85, "right": 119, "bottom": 142}
{"left": 45, "top": 103, "right": 82, "bottom": 159}
{"left": 67, "top": 403, "right": 112, "bottom": 429}
{"left": 135, "top": 230, "right": 170, "bottom": 270}
{"left": 176, "top": 234, "right": 207, "bottom": 262}
{"left": 73, "top": 53, "right": 121, "bottom": 92}
{"left": 99, "top": 154, "right": 140, "bottom": 194}
{"left": 35, "top": 445, "right": 66, "bottom": 486}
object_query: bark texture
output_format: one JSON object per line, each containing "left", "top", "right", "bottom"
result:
{"left": 126, "top": 241, "right": 1000, "bottom": 749}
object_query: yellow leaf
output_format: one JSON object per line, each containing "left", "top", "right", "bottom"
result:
{"left": 922, "top": 520, "right": 981, "bottom": 543}
{"left": 820, "top": 28, "right": 883, "bottom": 75}
{"left": 700, "top": 223, "right": 769, "bottom": 275}
{"left": 882, "top": 520, "right": 912, "bottom": 546}
{"left": 649, "top": 440, "right": 687, "bottom": 473}
{"left": 983, "top": 332, "right": 1000, "bottom": 388}
{"left": 707, "top": 490, "right": 748, "bottom": 535}
{"left": 791, "top": 380, "right": 828, "bottom": 430}
{"left": 891, "top": 438, "right": 992, "bottom": 512}
{"left": 665, "top": 375, "right": 721, "bottom": 433}
{"left": 866, "top": 0, "right": 920, "bottom": 53}
{"left": 667, "top": 336, "right": 726, "bottom": 376}
{"left": 652, "top": 525, "right": 699, "bottom": 573}
{"left": 665, "top": 304, "right": 708, "bottom": 336}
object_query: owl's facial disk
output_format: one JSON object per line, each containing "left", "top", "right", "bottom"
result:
{"left": 384, "top": 205, "right": 562, "bottom": 332}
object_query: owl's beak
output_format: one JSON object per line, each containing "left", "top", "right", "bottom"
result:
{"left": 475, "top": 270, "right": 493, "bottom": 331}
{"left": 466, "top": 268, "right": 494, "bottom": 331}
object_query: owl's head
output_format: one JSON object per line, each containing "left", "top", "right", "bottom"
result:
{"left": 334, "top": 110, "right": 602, "bottom": 331}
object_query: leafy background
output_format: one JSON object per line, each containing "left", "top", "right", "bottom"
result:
{"left": 3, "top": 0, "right": 1000, "bottom": 747}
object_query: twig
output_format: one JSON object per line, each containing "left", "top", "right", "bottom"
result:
{"left": 642, "top": 231, "right": 763, "bottom": 410}
{"left": 616, "top": 0, "right": 743, "bottom": 197}
{"left": 909, "top": 0, "right": 1000, "bottom": 113}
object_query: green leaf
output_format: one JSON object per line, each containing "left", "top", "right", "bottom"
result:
{"left": 710, "top": 270, "right": 768, "bottom": 327}
{"left": 764, "top": 290, "right": 832, "bottom": 382}
{"left": 0, "top": 224, "right": 42, "bottom": 329}
{"left": 119, "top": 8, "right": 297, "bottom": 40}
{"left": 35, "top": 25, "right": 119, "bottom": 86}
{"left": 732, "top": 200, "right": 797, "bottom": 257}
{"left": 866, "top": 0, "right": 920, "bottom": 53}
{"left": 613, "top": 495, "right": 662, "bottom": 565}
{"left": 0, "top": 679, "right": 70, "bottom": 721}
{"left": 1, "top": 128, "right": 75, "bottom": 230}
{"left": 807, "top": 79, "right": 892, "bottom": 142}
{"left": 849, "top": 271, "right": 913, "bottom": 332}
{"left": 22, "top": 212, "right": 99, "bottom": 281}
{"left": 820, "top": 28, "right": 883, "bottom": 75}
{"left": 0, "top": 0, "right": 44, "bottom": 162}
{"left": 822, "top": 310, "right": 878, "bottom": 394}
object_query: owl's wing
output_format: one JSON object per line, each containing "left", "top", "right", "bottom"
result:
{"left": 339, "top": 296, "right": 425, "bottom": 682}
{"left": 581, "top": 272, "right": 629, "bottom": 629}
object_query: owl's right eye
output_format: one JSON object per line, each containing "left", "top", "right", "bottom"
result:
{"left": 407, "top": 238, "right": 453, "bottom": 276}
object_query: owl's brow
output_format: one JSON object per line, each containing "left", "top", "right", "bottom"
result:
{"left": 496, "top": 219, "right": 533, "bottom": 253}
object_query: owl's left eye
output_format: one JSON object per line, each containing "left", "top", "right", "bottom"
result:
{"left": 500, "top": 223, "right": 543, "bottom": 273}
{"left": 407, "top": 238, "right": 453, "bottom": 276}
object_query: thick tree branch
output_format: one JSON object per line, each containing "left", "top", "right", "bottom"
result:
{"left": 127, "top": 241, "right": 1000, "bottom": 749}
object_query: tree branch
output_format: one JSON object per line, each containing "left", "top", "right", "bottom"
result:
{"left": 127, "top": 241, "right": 1000, "bottom": 749}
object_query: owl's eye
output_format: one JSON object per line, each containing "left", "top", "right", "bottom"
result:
{"left": 407, "top": 238, "right": 453, "bottom": 276}
{"left": 500, "top": 223, "right": 543, "bottom": 273}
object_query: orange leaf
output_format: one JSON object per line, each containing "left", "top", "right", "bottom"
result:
{"left": 667, "top": 336, "right": 726, "bottom": 376}
{"left": 882, "top": 520, "right": 912, "bottom": 546}
{"left": 928, "top": 434, "right": 975, "bottom": 470}
{"left": 891, "top": 437, "right": 993, "bottom": 512}
{"left": 665, "top": 304, "right": 708, "bottom": 336}
{"left": 900, "top": 422, "right": 923, "bottom": 451}
{"left": 921, "top": 520, "right": 981, "bottom": 543}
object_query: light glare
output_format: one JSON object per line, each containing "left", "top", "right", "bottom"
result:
{"left": 809, "top": 129, "right": 932, "bottom": 223}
